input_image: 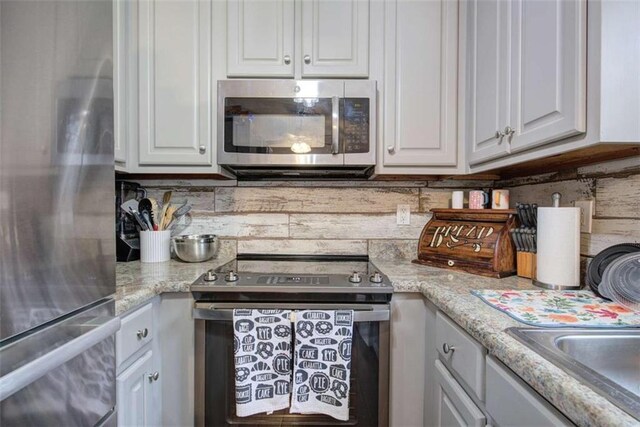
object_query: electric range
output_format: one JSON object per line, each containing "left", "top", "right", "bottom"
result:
{"left": 191, "top": 254, "right": 392, "bottom": 426}
{"left": 191, "top": 254, "right": 394, "bottom": 303}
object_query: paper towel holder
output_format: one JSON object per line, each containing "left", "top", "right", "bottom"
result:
{"left": 532, "top": 192, "right": 583, "bottom": 290}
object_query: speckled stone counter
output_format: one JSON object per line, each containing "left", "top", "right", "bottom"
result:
{"left": 374, "top": 261, "right": 639, "bottom": 427}
{"left": 115, "top": 259, "right": 229, "bottom": 314}
{"left": 115, "top": 259, "right": 639, "bottom": 427}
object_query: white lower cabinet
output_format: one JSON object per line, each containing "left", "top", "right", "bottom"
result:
{"left": 117, "top": 350, "right": 161, "bottom": 427}
{"left": 116, "top": 301, "right": 161, "bottom": 427}
{"left": 435, "top": 360, "right": 486, "bottom": 427}
{"left": 115, "top": 295, "right": 194, "bottom": 427}
{"left": 425, "top": 309, "right": 574, "bottom": 427}
{"left": 389, "top": 294, "right": 431, "bottom": 426}
{"left": 486, "top": 356, "right": 572, "bottom": 426}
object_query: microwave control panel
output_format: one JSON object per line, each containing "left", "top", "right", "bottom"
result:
{"left": 342, "top": 98, "right": 370, "bottom": 153}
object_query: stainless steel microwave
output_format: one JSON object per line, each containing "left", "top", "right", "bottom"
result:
{"left": 217, "top": 80, "right": 376, "bottom": 179}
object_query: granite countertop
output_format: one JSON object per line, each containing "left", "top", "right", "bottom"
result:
{"left": 115, "top": 259, "right": 638, "bottom": 427}
{"left": 115, "top": 258, "right": 229, "bottom": 314}
{"left": 373, "top": 261, "right": 638, "bottom": 427}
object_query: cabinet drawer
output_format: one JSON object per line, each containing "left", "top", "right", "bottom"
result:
{"left": 435, "top": 360, "right": 486, "bottom": 427}
{"left": 436, "top": 311, "right": 486, "bottom": 400}
{"left": 486, "top": 356, "right": 572, "bottom": 427}
{"left": 117, "top": 303, "right": 153, "bottom": 366}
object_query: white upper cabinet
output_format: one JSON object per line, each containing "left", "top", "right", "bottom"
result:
{"left": 381, "top": 0, "right": 458, "bottom": 169}
{"left": 466, "top": 0, "right": 587, "bottom": 166}
{"left": 466, "top": 0, "right": 511, "bottom": 166}
{"left": 301, "top": 0, "right": 369, "bottom": 77}
{"left": 227, "top": 0, "right": 295, "bottom": 77}
{"left": 508, "top": 0, "right": 586, "bottom": 153}
{"left": 138, "top": 0, "right": 212, "bottom": 165}
{"left": 226, "top": 0, "right": 369, "bottom": 78}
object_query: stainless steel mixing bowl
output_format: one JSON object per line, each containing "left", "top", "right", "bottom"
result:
{"left": 172, "top": 234, "right": 218, "bottom": 263}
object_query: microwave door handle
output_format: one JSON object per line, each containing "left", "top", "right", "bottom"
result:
{"left": 331, "top": 96, "right": 340, "bottom": 155}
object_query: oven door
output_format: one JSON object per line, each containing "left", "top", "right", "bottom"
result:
{"left": 193, "top": 302, "right": 389, "bottom": 427}
{"left": 217, "top": 80, "right": 345, "bottom": 166}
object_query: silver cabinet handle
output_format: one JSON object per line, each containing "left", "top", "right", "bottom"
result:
{"left": 136, "top": 328, "right": 148, "bottom": 339}
{"left": 283, "top": 55, "right": 291, "bottom": 65}
{"left": 199, "top": 145, "right": 206, "bottom": 154}
{"left": 387, "top": 145, "right": 395, "bottom": 154}
{"left": 442, "top": 343, "right": 456, "bottom": 354}
{"left": 495, "top": 130, "right": 505, "bottom": 139}
{"left": 503, "top": 126, "right": 515, "bottom": 137}
{"left": 148, "top": 371, "right": 159, "bottom": 382}
{"left": 304, "top": 55, "right": 311, "bottom": 64}
{"left": 331, "top": 96, "right": 340, "bottom": 155}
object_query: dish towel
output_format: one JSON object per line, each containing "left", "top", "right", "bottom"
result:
{"left": 290, "top": 310, "right": 354, "bottom": 421}
{"left": 472, "top": 289, "right": 640, "bottom": 327}
{"left": 233, "top": 309, "right": 293, "bottom": 417}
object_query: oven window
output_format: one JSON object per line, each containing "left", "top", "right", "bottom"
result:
{"left": 224, "top": 98, "right": 334, "bottom": 155}
{"left": 204, "top": 320, "right": 380, "bottom": 426}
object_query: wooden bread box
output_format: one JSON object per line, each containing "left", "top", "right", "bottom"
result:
{"left": 413, "top": 209, "right": 518, "bottom": 278}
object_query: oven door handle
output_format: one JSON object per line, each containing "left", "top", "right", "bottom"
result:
{"left": 193, "top": 306, "right": 389, "bottom": 323}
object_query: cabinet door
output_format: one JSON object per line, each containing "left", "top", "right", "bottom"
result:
{"left": 383, "top": 0, "right": 458, "bottom": 167}
{"left": 466, "top": 0, "right": 511, "bottom": 166}
{"left": 117, "top": 350, "right": 158, "bottom": 427}
{"left": 227, "top": 0, "right": 294, "bottom": 77}
{"left": 138, "top": 0, "right": 212, "bottom": 165}
{"left": 508, "top": 0, "right": 586, "bottom": 153}
{"left": 486, "top": 356, "right": 572, "bottom": 427}
{"left": 301, "top": 0, "right": 369, "bottom": 77}
{"left": 435, "top": 360, "right": 486, "bottom": 427}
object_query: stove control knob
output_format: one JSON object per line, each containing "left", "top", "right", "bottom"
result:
{"left": 369, "top": 271, "right": 384, "bottom": 284}
{"left": 203, "top": 270, "right": 218, "bottom": 282}
{"left": 348, "top": 272, "right": 362, "bottom": 283}
{"left": 225, "top": 270, "right": 239, "bottom": 282}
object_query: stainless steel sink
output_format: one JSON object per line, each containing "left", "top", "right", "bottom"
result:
{"left": 507, "top": 328, "right": 640, "bottom": 419}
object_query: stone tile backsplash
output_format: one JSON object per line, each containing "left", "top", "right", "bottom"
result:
{"left": 146, "top": 182, "right": 461, "bottom": 261}
{"left": 139, "top": 157, "right": 639, "bottom": 263}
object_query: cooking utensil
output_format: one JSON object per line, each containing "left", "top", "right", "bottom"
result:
{"left": 516, "top": 203, "right": 524, "bottom": 225}
{"left": 121, "top": 199, "right": 140, "bottom": 214}
{"left": 162, "top": 191, "right": 172, "bottom": 207}
{"left": 138, "top": 198, "right": 155, "bottom": 227}
{"left": 150, "top": 197, "right": 160, "bottom": 217}
{"left": 128, "top": 207, "right": 148, "bottom": 231}
{"left": 158, "top": 191, "right": 173, "bottom": 230}
{"left": 511, "top": 229, "right": 521, "bottom": 252}
{"left": 141, "top": 211, "right": 154, "bottom": 230}
{"left": 167, "top": 205, "right": 192, "bottom": 230}
{"left": 520, "top": 227, "right": 527, "bottom": 252}
{"left": 523, "top": 204, "right": 534, "bottom": 228}
{"left": 172, "top": 234, "right": 218, "bottom": 263}
{"left": 526, "top": 228, "right": 536, "bottom": 254}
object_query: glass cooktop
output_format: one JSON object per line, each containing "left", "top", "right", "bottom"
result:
{"left": 191, "top": 255, "right": 393, "bottom": 294}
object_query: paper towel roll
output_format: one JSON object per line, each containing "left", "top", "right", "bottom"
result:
{"left": 536, "top": 207, "right": 581, "bottom": 288}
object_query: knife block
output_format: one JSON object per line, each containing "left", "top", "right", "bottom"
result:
{"left": 517, "top": 252, "right": 537, "bottom": 279}
{"left": 413, "top": 209, "right": 517, "bottom": 278}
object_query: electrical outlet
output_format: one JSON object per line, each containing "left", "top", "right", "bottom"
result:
{"left": 574, "top": 200, "right": 594, "bottom": 233}
{"left": 397, "top": 204, "right": 411, "bottom": 225}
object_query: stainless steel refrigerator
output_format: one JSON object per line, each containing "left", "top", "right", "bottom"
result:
{"left": 0, "top": 1, "right": 119, "bottom": 425}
